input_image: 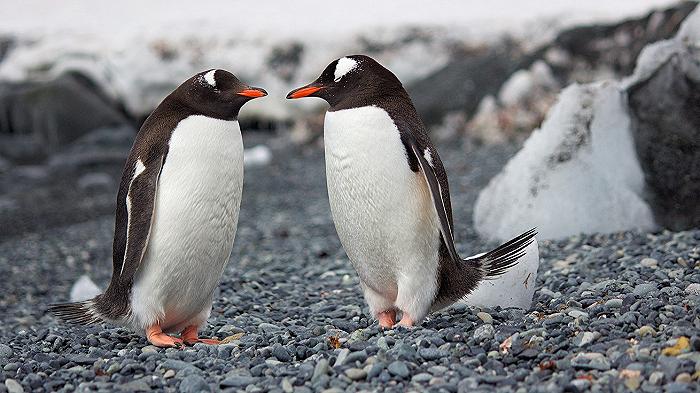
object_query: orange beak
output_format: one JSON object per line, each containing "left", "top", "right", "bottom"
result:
{"left": 237, "top": 87, "right": 267, "bottom": 98}
{"left": 286, "top": 85, "right": 322, "bottom": 99}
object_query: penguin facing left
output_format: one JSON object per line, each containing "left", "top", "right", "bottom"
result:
{"left": 287, "top": 55, "right": 536, "bottom": 328}
{"left": 49, "top": 70, "right": 267, "bottom": 347}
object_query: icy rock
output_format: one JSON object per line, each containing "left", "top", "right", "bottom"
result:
{"left": 243, "top": 145, "right": 272, "bottom": 168}
{"left": 625, "top": 6, "right": 700, "bottom": 231}
{"left": 463, "top": 240, "right": 539, "bottom": 309}
{"left": 70, "top": 275, "right": 101, "bottom": 302}
{"left": 474, "top": 82, "right": 655, "bottom": 241}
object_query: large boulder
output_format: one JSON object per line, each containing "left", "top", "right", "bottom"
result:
{"left": 474, "top": 5, "right": 700, "bottom": 241}
{"left": 0, "top": 72, "right": 130, "bottom": 163}
{"left": 626, "top": 10, "right": 700, "bottom": 231}
{"left": 473, "top": 83, "right": 655, "bottom": 241}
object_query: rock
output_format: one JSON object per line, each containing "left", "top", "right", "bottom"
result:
{"left": 634, "top": 283, "right": 658, "bottom": 297}
{"left": 418, "top": 348, "right": 446, "bottom": 361}
{"left": 163, "top": 370, "right": 175, "bottom": 379}
{"left": 69, "top": 275, "right": 102, "bottom": 302}
{"left": 476, "top": 312, "right": 493, "bottom": 324}
{"left": 334, "top": 348, "right": 350, "bottom": 366}
{"left": 179, "top": 375, "right": 210, "bottom": 393}
{"left": 0, "top": 73, "right": 130, "bottom": 163}
{"left": 573, "top": 331, "right": 601, "bottom": 347}
{"left": 675, "top": 373, "right": 692, "bottom": 383}
{"left": 649, "top": 371, "right": 665, "bottom": 385}
{"left": 408, "top": 44, "right": 524, "bottom": 125}
{"left": 117, "top": 379, "right": 151, "bottom": 392}
{"left": 684, "top": 283, "right": 700, "bottom": 296}
{"left": 0, "top": 344, "right": 12, "bottom": 358}
{"left": 4, "top": 379, "right": 23, "bottom": 393}
{"left": 271, "top": 344, "right": 293, "bottom": 362}
{"left": 344, "top": 368, "right": 366, "bottom": 381}
{"left": 474, "top": 83, "right": 655, "bottom": 241}
{"left": 636, "top": 326, "right": 656, "bottom": 337}
{"left": 473, "top": 324, "right": 495, "bottom": 342}
{"left": 311, "top": 359, "right": 329, "bottom": 382}
{"left": 627, "top": 8, "right": 700, "bottom": 230}
{"left": 640, "top": 257, "right": 658, "bottom": 267}
{"left": 571, "top": 352, "right": 611, "bottom": 371}
{"left": 220, "top": 376, "right": 257, "bottom": 388}
{"left": 387, "top": 361, "right": 410, "bottom": 378}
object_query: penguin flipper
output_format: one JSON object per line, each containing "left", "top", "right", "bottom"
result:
{"left": 407, "top": 137, "right": 462, "bottom": 264}
{"left": 113, "top": 155, "right": 163, "bottom": 287}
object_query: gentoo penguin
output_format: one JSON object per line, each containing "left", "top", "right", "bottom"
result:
{"left": 287, "top": 55, "right": 536, "bottom": 327}
{"left": 49, "top": 70, "right": 267, "bottom": 347}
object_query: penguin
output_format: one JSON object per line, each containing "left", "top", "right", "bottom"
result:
{"left": 287, "top": 55, "right": 536, "bottom": 328}
{"left": 49, "top": 70, "right": 267, "bottom": 347}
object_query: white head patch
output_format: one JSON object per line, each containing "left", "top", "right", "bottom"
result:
{"left": 203, "top": 69, "right": 217, "bottom": 88}
{"left": 334, "top": 57, "right": 359, "bottom": 82}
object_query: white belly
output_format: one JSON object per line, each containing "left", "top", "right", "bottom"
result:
{"left": 324, "top": 106, "right": 440, "bottom": 300}
{"left": 130, "top": 115, "right": 243, "bottom": 332}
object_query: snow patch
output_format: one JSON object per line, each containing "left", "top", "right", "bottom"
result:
{"left": 463, "top": 240, "right": 539, "bottom": 309}
{"left": 474, "top": 83, "right": 655, "bottom": 241}
{"left": 70, "top": 275, "right": 101, "bottom": 302}
{"left": 244, "top": 145, "right": 272, "bottom": 167}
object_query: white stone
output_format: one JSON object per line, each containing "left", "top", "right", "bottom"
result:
{"left": 69, "top": 275, "right": 101, "bottom": 302}
{"left": 474, "top": 83, "right": 655, "bottom": 241}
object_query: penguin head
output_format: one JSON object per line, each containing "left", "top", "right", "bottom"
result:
{"left": 174, "top": 69, "right": 267, "bottom": 120}
{"left": 286, "top": 55, "right": 404, "bottom": 108}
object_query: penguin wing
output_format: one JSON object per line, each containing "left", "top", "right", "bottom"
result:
{"left": 407, "top": 137, "right": 462, "bottom": 264}
{"left": 112, "top": 155, "right": 163, "bottom": 285}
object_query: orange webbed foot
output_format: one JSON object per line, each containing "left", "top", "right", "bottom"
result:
{"left": 181, "top": 325, "right": 220, "bottom": 346}
{"left": 377, "top": 309, "right": 397, "bottom": 329}
{"left": 146, "top": 325, "right": 184, "bottom": 348}
{"left": 397, "top": 313, "right": 415, "bottom": 328}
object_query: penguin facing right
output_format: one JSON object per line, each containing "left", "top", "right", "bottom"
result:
{"left": 50, "top": 70, "right": 267, "bottom": 347}
{"left": 287, "top": 55, "right": 536, "bottom": 328}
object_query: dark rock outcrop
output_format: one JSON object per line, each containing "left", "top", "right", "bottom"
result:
{"left": 627, "top": 52, "right": 700, "bottom": 230}
{"left": 0, "top": 72, "right": 130, "bottom": 163}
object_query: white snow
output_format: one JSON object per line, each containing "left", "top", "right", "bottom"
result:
{"left": 0, "top": 0, "right": 679, "bottom": 120}
{"left": 243, "top": 145, "right": 272, "bottom": 168}
{"left": 463, "top": 239, "right": 539, "bottom": 310}
{"left": 334, "top": 57, "right": 358, "bottom": 82}
{"left": 70, "top": 275, "right": 101, "bottom": 302}
{"left": 498, "top": 61, "right": 557, "bottom": 106}
{"left": 474, "top": 83, "right": 656, "bottom": 241}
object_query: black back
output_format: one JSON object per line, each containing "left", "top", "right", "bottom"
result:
{"left": 99, "top": 69, "right": 260, "bottom": 319}
{"left": 303, "top": 55, "right": 474, "bottom": 304}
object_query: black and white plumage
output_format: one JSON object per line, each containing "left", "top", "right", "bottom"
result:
{"left": 287, "top": 55, "right": 536, "bottom": 326}
{"left": 50, "top": 70, "right": 267, "bottom": 346}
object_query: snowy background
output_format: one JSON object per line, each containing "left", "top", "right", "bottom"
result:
{"left": 1, "top": 2, "right": 700, "bottom": 392}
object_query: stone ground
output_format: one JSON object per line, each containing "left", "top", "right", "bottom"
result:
{"left": 0, "top": 133, "right": 698, "bottom": 393}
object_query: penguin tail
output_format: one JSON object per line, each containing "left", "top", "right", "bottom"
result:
{"left": 468, "top": 228, "right": 537, "bottom": 279}
{"left": 48, "top": 296, "right": 104, "bottom": 325}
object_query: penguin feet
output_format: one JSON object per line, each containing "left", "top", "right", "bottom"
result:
{"left": 146, "top": 325, "right": 184, "bottom": 348}
{"left": 397, "top": 313, "right": 415, "bottom": 328}
{"left": 181, "top": 325, "right": 220, "bottom": 346}
{"left": 377, "top": 309, "right": 397, "bottom": 329}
